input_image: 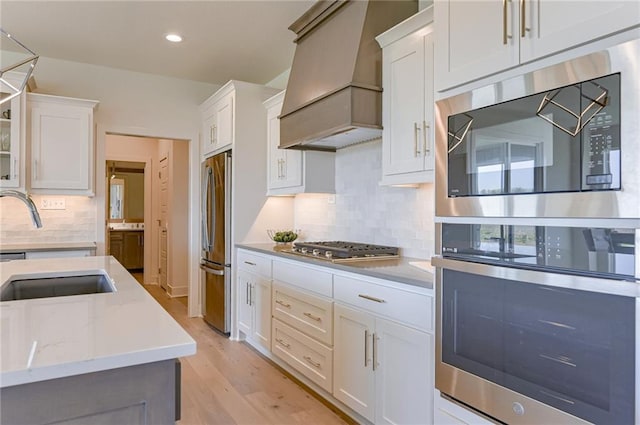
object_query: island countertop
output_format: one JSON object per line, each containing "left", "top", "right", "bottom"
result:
{"left": 236, "top": 243, "right": 434, "bottom": 290}
{"left": 0, "top": 256, "right": 196, "bottom": 388}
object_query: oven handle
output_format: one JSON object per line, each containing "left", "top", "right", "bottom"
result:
{"left": 431, "top": 256, "right": 639, "bottom": 298}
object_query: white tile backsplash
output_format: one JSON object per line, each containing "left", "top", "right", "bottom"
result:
{"left": 0, "top": 195, "right": 96, "bottom": 243}
{"left": 294, "top": 140, "right": 435, "bottom": 259}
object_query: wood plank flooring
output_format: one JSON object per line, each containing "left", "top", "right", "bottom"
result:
{"left": 142, "top": 284, "right": 353, "bottom": 425}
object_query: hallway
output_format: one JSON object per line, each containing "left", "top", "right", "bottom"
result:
{"left": 142, "top": 284, "right": 352, "bottom": 425}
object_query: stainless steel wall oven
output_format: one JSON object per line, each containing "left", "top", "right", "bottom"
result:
{"left": 433, "top": 37, "right": 640, "bottom": 424}
{"left": 435, "top": 38, "right": 640, "bottom": 219}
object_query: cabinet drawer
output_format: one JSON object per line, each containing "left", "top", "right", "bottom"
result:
{"left": 272, "top": 260, "right": 332, "bottom": 297}
{"left": 334, "top": 275, "right": 432, "bottom": 332}
{"left": 237, "top": 250, "right": 271, "bottom": 277}
{"left": 272, "top": 283, "right": 333, "bottom": 346}
{"left": 272, "top": 318, "right": 333, "bottom": 393}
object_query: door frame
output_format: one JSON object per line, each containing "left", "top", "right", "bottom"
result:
{"left": 96, "top": 124, "right": 200, "bottom": 318}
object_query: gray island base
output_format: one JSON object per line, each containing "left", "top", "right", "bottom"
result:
{"left": 1, "top": 359, "right": 180, "bottom": 425}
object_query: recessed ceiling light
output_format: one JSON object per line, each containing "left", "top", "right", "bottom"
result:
{"left": 165, "top": 34, "right": 183, "bottom": 43}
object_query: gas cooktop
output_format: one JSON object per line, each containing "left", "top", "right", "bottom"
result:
{"left": 284, "top": 241, "right": 400, "bottom": 262}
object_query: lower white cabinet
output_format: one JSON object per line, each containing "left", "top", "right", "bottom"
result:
{"left": 237, "top": 269, "right": 271, "bottom": 351}
{"left": 333, "top": 302, "right": 433, "bottom": 424}
{"left": 434, "top": 390, "right": 495, "bottom": 425}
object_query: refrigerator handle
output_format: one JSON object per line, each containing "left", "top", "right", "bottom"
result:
{"left": 201, "top": 165, "right": 212, "bottom": 251}
{"left": 199, "top": 263, "right": 224, "bottom": 276}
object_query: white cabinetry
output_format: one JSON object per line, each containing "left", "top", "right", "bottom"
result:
{"left": 25, "top": 249, "right": 94, "bottom": 259}
{"left": 434, "top": 390, "right": 495, "bottom": 425}
{"left": 0, "top": 73, "right": 25, "bottom": 189}
{"left": 263, "top": 91, "right": 334, "bottom": 196}
{"left": 435, "top": 0, "right": 640, "bottom": 91}
{"left": 377, "top": 8, "right": 435, "bottom": 185}
{"left": 333, "top": 274, "right": 433, "bottom": 424}
{"left": 27, "top": 94, "right": 98, "bottom": 195}
{"left": 236, "top": 250, "right": 272, "bottom": 351}
{"left": 200, "top": 88, "right": 235, "bottom": 157}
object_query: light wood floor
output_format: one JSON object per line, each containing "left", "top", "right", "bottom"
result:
{"left": 143, "top": 283, "right": 353, "bottom": 425}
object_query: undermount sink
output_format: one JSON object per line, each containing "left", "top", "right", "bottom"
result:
{"left": 0, "top": 272, "right": 115, "bottom": 301}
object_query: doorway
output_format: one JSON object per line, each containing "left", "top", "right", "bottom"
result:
{"left": 106, "top": 160, "right": 146, "bottom": 277}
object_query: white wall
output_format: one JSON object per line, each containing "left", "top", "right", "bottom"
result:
{"left": 294, "top": 140, "right": 435, "bottom": 259}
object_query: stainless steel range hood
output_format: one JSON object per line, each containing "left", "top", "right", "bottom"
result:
{"left": 279, "top": 0, "right": 416, "bottom": 151}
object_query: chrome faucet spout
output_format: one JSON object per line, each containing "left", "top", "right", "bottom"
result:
{"left": 0, "top": 190, "right": 42, "bottom": 228}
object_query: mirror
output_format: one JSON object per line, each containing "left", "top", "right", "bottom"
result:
{"left": 107, "top": 160, "right": 145, "bottom": 222}
{"left": 110, "top": 178, "right": 125, "bottom": 219}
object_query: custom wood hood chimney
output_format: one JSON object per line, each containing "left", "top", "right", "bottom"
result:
{"left": 279, "top": 0, "right": 416, "bottom": 151}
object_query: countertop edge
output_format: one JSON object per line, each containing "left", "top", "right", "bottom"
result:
{"left": 0, "top": 242, "right": 97, "bottom": 253}
{"left": 236, "top": 243, "right": 433, "bottom": 290}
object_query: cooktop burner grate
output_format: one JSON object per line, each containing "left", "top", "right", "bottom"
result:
{"left": 292, "top": 241, "right": 399, "bottom": 260}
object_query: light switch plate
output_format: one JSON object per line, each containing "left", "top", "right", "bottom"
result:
{"left": 41, "top": 198, "right": 66, "bottom": 210}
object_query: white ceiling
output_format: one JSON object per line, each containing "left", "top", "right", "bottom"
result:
{"left": 0, "top": 1, "right": 316, "bottom": 85}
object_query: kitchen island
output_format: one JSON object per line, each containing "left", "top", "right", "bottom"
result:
{"left": 0, "top": 256, "right": 196, "bottom": 424}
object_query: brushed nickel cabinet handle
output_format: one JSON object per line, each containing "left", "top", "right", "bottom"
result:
{"left": 372, "top": 333, "right": 379, "bottom": 371}
{"left": 246, "top": 282, "right": 250, "bottom": 305}
{"left": 358, "top": 294, "right": 386, "bottom": 303}
{"left": 13, "top": 158, "right": 17, "bottom": 179}
{"left": 414, "top": 122, "right": 421, "bottom": 157}
{"left": 303, "top": 312, "right": 322, "bottom": 322}
{"left": 275, "top": 338, "right": 290, "bottom": 349}
{"left": 364, "top": 330, "right": 369, "bottom": 367}
{"left": 33, "top": 159, "right": 38, "bottom": 180}
{"left": 423, "top": 121, "right": 430, "bottom": 155}
{"left": 275, "top": 299, "right": 291, "bottom": 308}
{"left": 304, "top": 355, "right": 321, "bottom": 368}
{"left": 503, "top": 0, "right": 508, "bottom": 45}
{"left": 521, "top": 0, "right": 526, "bottom": 37}
{"left": 243, "top": 261, "right": 256, "bottom": 266}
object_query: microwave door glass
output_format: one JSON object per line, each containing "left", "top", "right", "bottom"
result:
{"left": 447, "top": 73, "right": 620, "bottom": 198}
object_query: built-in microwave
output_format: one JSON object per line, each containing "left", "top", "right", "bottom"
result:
{"left": 435, "top": 38, "right": 640, "bottom": 219}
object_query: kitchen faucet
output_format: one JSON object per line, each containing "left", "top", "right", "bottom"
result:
{"left": 0, "top": 190, "right": 42, "bottom": 228}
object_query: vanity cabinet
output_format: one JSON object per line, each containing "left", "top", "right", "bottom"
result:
{"left": 0, "top": 72, "right": 26, "bottom": 189}
{"left": 109, "top": 230, "right": 143, "bottom": 270}
{"left": 237, "top": 250, "right": 272, "bottom": 351}
{"left": 376, "top": 8, "right": 435, "bottom": 185}
{"left": 434, "top": 0, "right": 640, "bottom": 91}
{"left": 27, "top": 93, "right": 98, "bottom": 195}
{"left": 200, "top": 90, "right": 234, "bottom": 157}
{"left": 333, "top": 274, "right": 433, "bottom": 424}
{"left": 263, "top": 91, "right": 334, "bottom": 196}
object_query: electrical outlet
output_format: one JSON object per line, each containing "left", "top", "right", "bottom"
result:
{"left": 327, "top": 194, "right": 336, "bottom": 204}
{"left": 41, "top": 198, "right": 66, "bottom": 210}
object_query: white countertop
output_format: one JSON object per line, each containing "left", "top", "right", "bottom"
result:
{"left": 0, "top": 256, "right": 196, "bottom": 388}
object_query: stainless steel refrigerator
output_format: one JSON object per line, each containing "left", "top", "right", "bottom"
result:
{"left": 200, "top": 151, "right": 231, "bottom": 334}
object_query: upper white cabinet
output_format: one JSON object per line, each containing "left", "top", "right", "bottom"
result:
{"left": 0, "top": 73, "right": 25, "bottom": 189}
{"left": 434, "top": 0, "right": 640, "bottom": 91}
{"left": 27, "top": 93, "right": 98, "bottom": 195}
{"left": 263, "top": 91, "right": 334, "bottom": 196}
{"left": 200, "top": 87, "right": 235, "bottom": 157}
{"left": 376, "top": 8, "right": 435, "bottom": 185}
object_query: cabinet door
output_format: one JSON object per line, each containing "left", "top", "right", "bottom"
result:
{"left": 333, "top": 303, "right": 375, "bottom": 422}
{"left": 30, "top": 104, "right": 91, "bottom": 191}
{"left": 435, "top": 0, "right": 519, "bottom": 91}
{"left": 109, "top": 232, "right": 125, "bottom": 265}
{"left": 375, "top": 318, "right": 433, "bottom": 425}
{"left": 0, "top": 91, "right": 22, "bottom": 188}
{"left": 266, "top": 99, "right": 302, "bottom": 191}
{"left": 237, "top": 270, "right": 253, "bottom": 337}
{"left": 383, "top": 32, "right": 425, "bottom": 176}
{"left": 123, "top": 232, "right": 143, "bottom": 269}
{"left": 251, "top": 277, "right": 272, "bottom": 351}
{"left": 520, "top": 0, "right": 640, "bottom": 63}
{"left": 201, "top": 105, "right": 217, "bottom": 157}
{"left": 215, "top": 92, "right": 234, "bottom": 150}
